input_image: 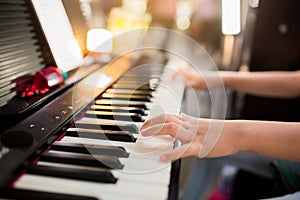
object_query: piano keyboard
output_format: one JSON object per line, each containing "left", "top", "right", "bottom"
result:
{"left": 0, "top": 58, "right": 185, "bottom": 200}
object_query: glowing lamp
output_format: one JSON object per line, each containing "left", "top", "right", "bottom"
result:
{"left": 86, "top": 28, "right": 113, "bottom": 52}
{"left": 222, "top": 0, "right": 241, "bottom": 35}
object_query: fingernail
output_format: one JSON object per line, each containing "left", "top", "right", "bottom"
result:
{"left": 142, "top": 120, "right": 149, "bottom": 126}
{"left": 140, "top": 129, "right": 149, "bottom": 136}
{"left": 140, "top": 124, "right": 147, "bottom": 131}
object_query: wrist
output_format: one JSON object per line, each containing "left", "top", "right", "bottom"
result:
{"left": 220, "top": 71, "right": 238, "bottom": 88}
{"left": 232, "top": 120, "right": 252, "bottom": 152}
{"left": 224, "top": 120, "right": 248, "bottom": 153}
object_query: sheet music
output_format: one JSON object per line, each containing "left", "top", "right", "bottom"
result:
{"left": 31, "top": 0, "right": 83, "bottom": 72}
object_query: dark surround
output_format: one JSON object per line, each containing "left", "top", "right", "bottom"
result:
{"left": 242, "top": 0, "right": 300, "bottom": 121}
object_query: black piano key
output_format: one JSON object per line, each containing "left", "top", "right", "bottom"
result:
{"left": 101, "top": 93, "right": 151, "bottom": 102}
{"left": 75, "top": 121, "right": 139, "bottom": 133}
{"left": 40, "top": 152, "right": 124, "bottom": 170}
{"left": 66, "top": 128, "right": 137, "bottom": 143}
{"left": 91, "top": 105, "right": 145, "bottom": 115}
{"left": 85, "top": 110, "right": 144, "bottom": 122}
{"left": 114, "top": 79, "right": 149, "bottom": 83}
{"left": 0, "top": 188, "right": 98, "bottom": 200}
{"left": 124, "top": 69, "right": 162, "bottom": 73}
{"left": 117, "top": 77, "right": 159, "bottom": 83}
{"left": 27, "top": 164, "right": 117, "bottom": 183}
{"left": 105, "top": 88, "right": 153, "bottom": 97}
{"left": 114, "top": 81, "right": 158, "bottom": 88}
{"left": 121, "top": 74, "right": 161, "bottom": 79}
{"left": 118, "top": 75, "right": 160, "bottom": 81}
{"left": 95, "top": 99, "right": 147, "bottom": 110}
{"left": 51, "top": 142, "right": 129, "bottom": 158}
{"left": 113, "top": 83, "right": 155, "bottom": 91}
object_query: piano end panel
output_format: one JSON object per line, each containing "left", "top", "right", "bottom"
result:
{"left": 168, "top": 159, "right": 181, "bottom": 200}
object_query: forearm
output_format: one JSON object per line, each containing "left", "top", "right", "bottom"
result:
{"left": 220, "top": 71, "right": 300, "bottom": 98}
{"left": 230, "top": 120, "right": 300, "bottom": 162}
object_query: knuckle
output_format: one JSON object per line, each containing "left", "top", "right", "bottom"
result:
{"left": 169, "top": 122, "right": 179, "bottom": 133}
{"left": 165, "top": 114, "right": 173, "bottom": 122}
{"left": 160, "top": 114, "right": 168, "bottom": 122}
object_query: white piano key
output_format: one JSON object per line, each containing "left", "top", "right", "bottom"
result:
{"left": 46, "top": 148, "right": 172, "bottom": 176}
{"left": 37, "top": 161, "right": 171, "bottom": 186}
{"left": 66, "top": 122, "right": 174, "bottom": 143}
{"left": 60, "top": 136, "right": 173, "bottom": 156}
{"left": 59, "top": 136, "right": 173, "bottom": 173}
{"left": 79, "top": 117, "right": 144, "bottom": 127}
{"left": 14, "top": 174, "right": 169, "bottom": 200}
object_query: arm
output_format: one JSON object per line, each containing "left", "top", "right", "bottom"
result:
{"left": 175, "top": 66, "right": 300, "bottom": 98}
{"left": 213, "top": 120, "right": 300, "bottom": 161}
{"left": 140, "top": 114, "right": 300, "bottom": 162}
{"left": 222, "top": 70, "right": 300, "bottom": 98}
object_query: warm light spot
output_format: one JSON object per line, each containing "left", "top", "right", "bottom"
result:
{"left": 86, "top": 28, "right": 113, "bottom": 52}
{"left": 123, "top": 0, "right": 147, "bottom": 14}
{"left": 222, "top": 35, "right": 235, "bottom": 69}
{"left": 176, "top": 16, "right": 190, "bottom": 30}
{"left": 222, "top": 0, "right": 241, "bottom": 35}
{"left": 249, "top": 0, "right": 259, "bottom": 8}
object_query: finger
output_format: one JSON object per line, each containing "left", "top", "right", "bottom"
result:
{"left": 176, "top": 67, "right": 190, "bottom": 78}
{"left": 160, "top": 143, "right": 196, "bottom": 162}
{"left": 141, "top": 114, "right": 181, "bottom": 130}
{"left": 141, "top": 122, "right": 192, "bottom": 143}
{"left": 141, "top": 122, "right": 180, "bottom": 137}
{"left": 171, "top": 65, "right": 186, "bottom": 79}
{"left": 180, "top": 113, "right": 199, "bottom": 126}
{"left": 176, "top": 114, "right": 198, "bottom": 131}
{"left": 171, "top": 69, "right": 179, "bottom": 81}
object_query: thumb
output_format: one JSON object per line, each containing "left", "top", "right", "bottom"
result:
{"left": 171, "top": 66, "right": 186, "bottom": 81}
{"left": 160, "top": 144, "right": 193, "bottom": 162}
{"left": 171, "top": 69, "right": 179, "bottom": 81}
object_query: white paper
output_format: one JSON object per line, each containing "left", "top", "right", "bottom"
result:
{"left": 31, "top": 0, "right": 83, "bottom": 72}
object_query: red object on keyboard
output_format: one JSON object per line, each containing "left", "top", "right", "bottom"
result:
{"left": 21, "top": 66, "right": 66, "bottom": 97}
